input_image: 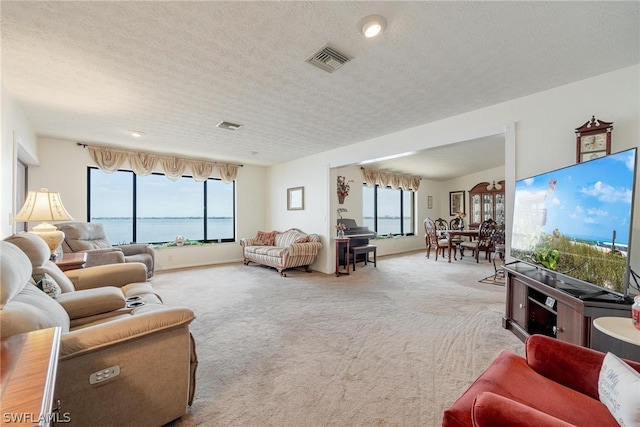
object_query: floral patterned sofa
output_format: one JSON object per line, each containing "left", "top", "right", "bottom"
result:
{"left": 240, "top": 228, "right": 322, "bottom": 276}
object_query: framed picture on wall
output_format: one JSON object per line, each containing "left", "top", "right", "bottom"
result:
{"left": 287, "top": 187, "right": 304, "bottom": 210}
{"left": 449, "top": 191, "right": 465, "bottom": 216}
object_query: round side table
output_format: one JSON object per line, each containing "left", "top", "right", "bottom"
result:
{"left": 592, "top": 317, "right": 640, "bottom": 362}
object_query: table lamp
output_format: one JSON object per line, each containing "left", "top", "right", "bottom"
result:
{"left": 13, "top": 188, "right": 74, "bottom": 258}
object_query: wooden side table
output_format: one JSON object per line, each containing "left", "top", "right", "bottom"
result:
{"left": 1, "top": 327, "right": 62, "bottom": 426}
{"left": 334, "top": 238, "right": 350, "bottom": 276}
{"left": 54, "top": 252, "right": 87, "bottom": 272}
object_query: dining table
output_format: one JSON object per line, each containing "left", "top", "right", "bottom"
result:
{"left": 447, "top": 229, "right": 479, "bottom": 262}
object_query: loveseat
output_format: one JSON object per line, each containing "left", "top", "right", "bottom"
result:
{"left": 58, "top": 221, "right": 155, "bottom": 278}
{"left": 442, "top": 334, "right": 640, "bottom": 427}
{"left": 0, "top": 239, "right": 197, "bottom": 426}
{"left": 240, "top": 228, "right": 322, "bottom": 276}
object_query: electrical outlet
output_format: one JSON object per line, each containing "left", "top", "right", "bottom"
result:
{"left": 89, "top": 365, "right": 120, "bottom": 384}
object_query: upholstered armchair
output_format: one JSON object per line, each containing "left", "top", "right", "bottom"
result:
{"left": 0, "top": 240, "right": 197, "bottom": 426}
{"left": 443, "top": 334, "right": 640, "bottom": 427}
{"left": 58, "top": 221, "right": 155, "bottom": 278}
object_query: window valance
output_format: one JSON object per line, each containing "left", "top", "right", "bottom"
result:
{"left": 86, "top": 145, "right": 239, "bottom": 183}
{"left": 361, "top": 167, "right": 421, "bottom": 192}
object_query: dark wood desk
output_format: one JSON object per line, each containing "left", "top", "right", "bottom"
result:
{"left": 1, "top": 327, "right": 62, "bottom": 426}
{"left": 447, "top": 230, "right": 479, "bottom": 262}
{"left": 334, "top": 238, "right": 350, "bottom": 276}
{"left": 54, "top": 252, "right": 87, "bottom": 271}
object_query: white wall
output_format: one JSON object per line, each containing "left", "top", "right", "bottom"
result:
{"left": 268, "top": 158, "right": 331, "bottom": 270}
{"left": 1, "top": 83, "right": 38, "bottom": 238}
{"left": 268, "top": 65, "right": 640, "bottom": 275}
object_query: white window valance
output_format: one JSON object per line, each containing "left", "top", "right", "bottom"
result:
{"left": 87, "top": 146, "right": 239, "bottom": 183}
{"left": 361, "top": 167, "right": 421, "bottom": 192}
{"left": 129, "top": 152, "right": 158, "bottom": 176}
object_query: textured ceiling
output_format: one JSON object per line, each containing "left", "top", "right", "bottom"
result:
{"left": 1, "top": 1, "right": 638, "bottom": 179}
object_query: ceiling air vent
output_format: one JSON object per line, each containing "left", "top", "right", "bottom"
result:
{"left": 306, "top": 46, "right": 352, "bottom": 73}
{"left": 217, "top": 121, "right": 243, "bottom": 131}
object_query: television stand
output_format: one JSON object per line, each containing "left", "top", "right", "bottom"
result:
{"left": 577, "top": 290, "right": 608, "bottom": 301}
{"left": 503, "top": 263, "right": 632, "bottom": 348}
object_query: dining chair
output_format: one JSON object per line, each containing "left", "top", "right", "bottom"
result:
{"left": 460, "top": 219, "right": 496, "bottom": 263}
{"left": 448, "top": 217, "right": 466, "bottom": 258}
{"left": 449, "top": 217, "right": 463, "bottom": 231}
{"left": 434, "top": 217, "right": 448, "bottom": 234}
{"left": 424, "top": 218, "right": 451, "bottom": 261}
{"left": 491, "top": 225, "right": 506, "bottom": 278}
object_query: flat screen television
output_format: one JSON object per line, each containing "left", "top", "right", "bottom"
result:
{"left": 510, "top": 148, "right": 638, "bottom": 301}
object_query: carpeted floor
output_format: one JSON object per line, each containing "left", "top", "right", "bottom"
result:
{"left": 156, "top": 250, "right": 524, "bottom": 427}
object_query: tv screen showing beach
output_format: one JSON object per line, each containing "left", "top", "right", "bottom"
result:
{"left": 511, "top": 148, "right": 637, "bottom": 294}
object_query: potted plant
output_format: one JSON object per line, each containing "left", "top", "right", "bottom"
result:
{"left": 337, "top": 175, "right": 353, "bottom": 204}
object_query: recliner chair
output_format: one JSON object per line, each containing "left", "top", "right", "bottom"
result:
{"left": 58, "top": 222, "right": 155, "bottom": 278}
{"left": 0, "top": 240, "right": 197, "bottom": 426}
{"left": 5, "top": 232, "right": 161, "bottom": 328}
{"left": 6, "top": 232, "right": 149, "bottom": 293}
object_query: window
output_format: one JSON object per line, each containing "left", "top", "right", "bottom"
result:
{"left": 88, "top": 167, "right": 235, "bottom": 244}
{"left": 363, "top": 184, "right": 415, "bottom": 236}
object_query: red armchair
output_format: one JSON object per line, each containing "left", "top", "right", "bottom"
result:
{"left": 442, "top": 334, "right": 640, "bottom": 427}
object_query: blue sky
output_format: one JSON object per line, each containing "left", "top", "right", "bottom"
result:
{"left": 514, "top": 149, "right": 636, "bottom": 245}
{"left": 90, "top": 169, "right": 234, "bottom": 217}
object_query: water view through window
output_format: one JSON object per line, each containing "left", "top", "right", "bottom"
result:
{"left": 89, "top": 168, "right": 235, "bottom": 244}
{"left": 362, "top": 184, "right": 414, "bottom": 235}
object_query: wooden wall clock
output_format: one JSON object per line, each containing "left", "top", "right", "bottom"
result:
{"left": 575, "top": 116, "right": 613, "bottom": 163}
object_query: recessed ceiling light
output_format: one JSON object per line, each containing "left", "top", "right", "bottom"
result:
{"left": 360, "top": 15, "right": 387, "bottom": 38}
{"left": 129, "top": 130, "right": 145, "bottom": 137}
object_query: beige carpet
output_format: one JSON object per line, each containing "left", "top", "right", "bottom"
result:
{"left": 156, "top": 250, "right": 524, "bottom": 427}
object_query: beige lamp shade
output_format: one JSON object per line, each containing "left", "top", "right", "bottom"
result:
{"left": 14, "top": 188, "right": 74, "bottom": 255}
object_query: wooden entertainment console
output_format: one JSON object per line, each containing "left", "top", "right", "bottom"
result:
{"left": 503, "top": 263, "right": 632, "bottom": 349}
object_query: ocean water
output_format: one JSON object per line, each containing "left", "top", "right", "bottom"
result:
{"left": 363, "top": 217, "right": 413, "bottom": 236}
{"left": 94, "top": 217, "right": 234, "bottom": 244}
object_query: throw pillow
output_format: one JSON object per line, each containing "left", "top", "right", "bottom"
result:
{"left": 294, "top": 235, "right": 310, "bottom": 243}
{"left": 263, "top": 231, "right": 277, "bottom": 246}
{"left": 253, "top": 231, "right": 278, "bottom": 246}
{"left": 598, "top": 352, "right": 640, "bottom": 427}
{"left": 36, "top": 273, "right": 62, "bottom": 299}
{"left": 254, "top": 231, "right": 268, "bottom": 245}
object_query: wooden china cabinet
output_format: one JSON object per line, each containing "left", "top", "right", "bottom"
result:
{"left": 468, "top": 181, "right": 505, "bottom": 228}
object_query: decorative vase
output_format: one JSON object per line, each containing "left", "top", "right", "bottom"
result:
{"left": 175, "top": 235, "right": 185, "bottom": 246}
{"left": 337, "top": 230, "right": 345, "bottom": 238}
{"left": 338, "top": 195, "right": 345, "bottom": 204}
